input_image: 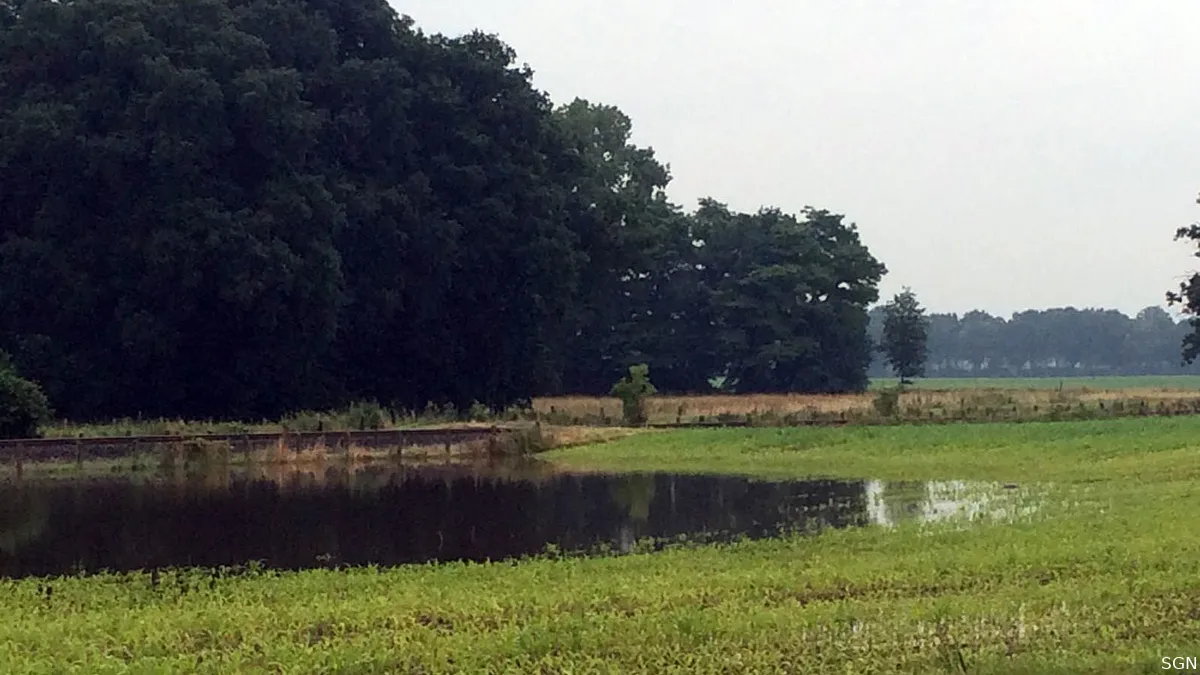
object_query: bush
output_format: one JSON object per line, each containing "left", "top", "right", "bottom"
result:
{"left": 611, "top": 363, "right": 657, "bottom": 426}
{"left": 280, "top": 410, "right": 331, "bottom": 433}
{"left": 280, "top": 401, "right": 394, "bottom": 432}
{"left": 467, "top": 401, "right": 492, "bottom": 422}
{"left": 0, "top": 356, "right": 52, "bottom": 438}
{"left": 420, "top": 401, "right": 458, "bottom": 422}
{"left": 872, "top": 388, "right": 901, "bottom": 418}
{"left": 346, "top": 400, "right": 387, "bottom": 430}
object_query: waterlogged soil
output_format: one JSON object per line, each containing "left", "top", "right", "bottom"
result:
{"left": 0, "top": 462, "right": 1037, "bottom": 578}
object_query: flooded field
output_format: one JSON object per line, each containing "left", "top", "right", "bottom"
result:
{"left": 0, "top": 462, "right": 1029, "bottom": 578}
{"left": 5, "top": 419, "right": 1196, "bottom": 672}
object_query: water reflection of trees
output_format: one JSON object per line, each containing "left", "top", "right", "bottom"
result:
{"left": 864, "top": 480, "right": 1015, "bottom": 527}
{"left": 873, "top": 481, "right": 930, "bottom": 526}
{"left": 611, "top": 475, "right": 655, "bottom": 522}
{"left": 0, "top": 466, "right": 876, "bottom": 577}
{"left": 0, "top": 486, "right": 49, "bottom": 558}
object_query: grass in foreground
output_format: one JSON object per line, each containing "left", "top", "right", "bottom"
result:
{"left": 4, "top": 417, "right": 1200, "bottom": 672}
{"left": 541, "top": 415, "right": 1200, "bottom": 482}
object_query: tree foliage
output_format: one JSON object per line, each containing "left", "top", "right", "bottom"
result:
{"left": 552, "top": 99, "right": 695, "bottom": 394}
{"left": 1168, "top": 206, "right": 1200, "bottom": 364}
{"left": 0, "top": 0, "right": 889, "bottom": 421}
{"left": 0, "top": 0, "right": 586, "bottom": 418}
{"left": 0, "top": 352, "right": 51, "bottom": 438}
{"left": 695, "top": 201, "right": 884, "bottom": 393}
{"left": 879, "top": 288, "right": 929, "bottom": 384}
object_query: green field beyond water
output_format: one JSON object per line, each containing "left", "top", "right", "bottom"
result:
{"left": 5, "top": 417, "right": 1200, "bottom": 673}
{"left": 870, "top": 374, "right": 1200, "bottom": 390}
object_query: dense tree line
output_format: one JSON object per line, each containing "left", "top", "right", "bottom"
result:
{"left": 0, "top": 0, "right": 886, "bottom": 421}
{"left": 868, "top": 306, "right": 1200, "bottom": 378}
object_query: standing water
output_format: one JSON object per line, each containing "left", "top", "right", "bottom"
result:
{"left": 0, "top": 462, "right": 1025, "bottom": 578}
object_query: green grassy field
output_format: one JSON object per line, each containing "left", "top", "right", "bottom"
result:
{"left": 542, "top": 416, "right": 1200, "bottom": 482}
{"left": 4, "top": 418, "right": 1200, "bottom": 673}
{"left": 870, "top": 374, "right": 1200, "bottom": 390}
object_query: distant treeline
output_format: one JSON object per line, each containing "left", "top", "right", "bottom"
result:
{"left": 868, "top": 306, "right": 1199, "bottom": 378}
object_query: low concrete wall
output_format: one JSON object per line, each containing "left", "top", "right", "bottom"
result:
{"left": 0, "top": 427, "right": 510, "bottom": 464}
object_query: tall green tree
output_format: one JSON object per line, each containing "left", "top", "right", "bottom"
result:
{"left": 552, "top": 99, "right": 713, "bottom": 394}
{"left": 1129, "top": 306, "right": 1181, "bottom": 370}
{"left": 1168, "top": 204, "right": 1200, "bottom": 365}
{"left": 318, "top": 26, "right": 585, "bottom": 411}
{"left": 0, "top": 0, "right": 346, "bottom": 418}
{"left": 879, "top": 288, "right": 929, "bottom": 384}
{"left": 0, "top": 0, "right": 588, "bottom": 418}
{"left": 695, "top": 201, "right": 885, "bottom": 393}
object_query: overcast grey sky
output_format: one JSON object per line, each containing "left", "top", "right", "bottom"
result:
{"left": 396, "top": 1, "right": 1200, "bottom": 318}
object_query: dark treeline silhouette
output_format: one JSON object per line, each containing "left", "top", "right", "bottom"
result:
{"left": 0, "top": 0, "right": 885, "bottom": 420}
{"left": 868, "top": 306, "right": 1200, "bottom": 378}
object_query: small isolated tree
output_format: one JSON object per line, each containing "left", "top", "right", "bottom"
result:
{"left": 1168, "top": 207, "right": 1200, "bottom": 363}
{"left": 879, "top": 288, "right": 929, "bottom": 385}
{"left": 610, "top": 363, "right": 657, "bottom": 426}
{"left": 0, "top": 352, "right": 52, "bottom": 438}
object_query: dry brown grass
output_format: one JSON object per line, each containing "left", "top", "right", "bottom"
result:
{"left": 533, "top": 388, "right": 1200, "bottom": 425}
{"left": 1078, "top": 387, "right": 1200, "bottom": 401}
{"left": 532, "top": 393, "right": 877, "bottom": 423}
{"left": 539, "top": 425, "right": 650, "bottom": 448}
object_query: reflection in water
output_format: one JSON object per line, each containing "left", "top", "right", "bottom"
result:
{"left": 864, "top": 480, "right": 1040, "bottom": 527}
{"left": 0, "top": 490, "right": 49, "bottom": 557}
{"left": 611, "top": 474, "right": 657, "bottom": 553}
{"left": 0, "top": 464, "right": 1034, "bottom": 578}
